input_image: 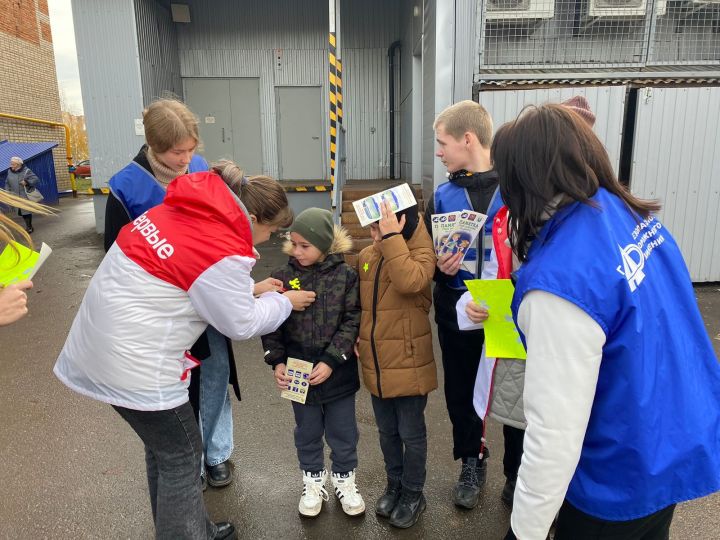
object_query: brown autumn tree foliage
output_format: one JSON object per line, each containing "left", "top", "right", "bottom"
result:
{"left": 61, "top": 111, "right": 89, "bottom": 163}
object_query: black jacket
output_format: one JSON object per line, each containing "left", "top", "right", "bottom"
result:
{"left": 423, "top": 170, "right": 499, "bottom": 333}
{"left": 103, "top": 146, "right": 153, "bottom": 252}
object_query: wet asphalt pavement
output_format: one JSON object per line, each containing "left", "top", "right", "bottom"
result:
{"left": 1, "top": 197, "right": 718, "bottom": 539}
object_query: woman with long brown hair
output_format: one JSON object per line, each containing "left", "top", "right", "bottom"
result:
{"left": 494, "top": 105, "right": 720, "bottom": 540}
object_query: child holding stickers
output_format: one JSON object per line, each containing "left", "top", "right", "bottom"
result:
{"left": 261, "top": 208, "right": 365, "bottom": 518}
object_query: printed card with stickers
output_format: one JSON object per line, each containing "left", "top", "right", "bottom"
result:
{"left": 280, "top": 357, "right": 314, "bottom": 404}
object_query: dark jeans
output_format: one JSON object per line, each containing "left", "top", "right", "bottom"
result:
{"left": 113, "top": 402, "right": 217, "bottom": 540}
{"left": 503, "top": 425, "right": 525, "bottom": 481}
{"left": 554, "top": 500, "right": 675, "bottom": 540}
{"left": 437, "top": 326, "right": 486, "bottom": 460}
{"left": 371, "top": 394, "right": 428, "bottom": 492}
{"left": 18, "top": 209, "right": 32, "bottom": 227}
{"left": 291, "top": 394, "right": 359, "bottom": 473}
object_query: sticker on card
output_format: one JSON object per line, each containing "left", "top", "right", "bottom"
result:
{"left": 280, "top": 357, "right": 314, "bottom": 404}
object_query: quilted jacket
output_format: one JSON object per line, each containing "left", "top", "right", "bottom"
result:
{"left": 261, "top": 226, "right": 361, "bottom": 405}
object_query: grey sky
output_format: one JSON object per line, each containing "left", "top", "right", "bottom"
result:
{"left": 48, "top": 0, "right": 83, "bottom": 115}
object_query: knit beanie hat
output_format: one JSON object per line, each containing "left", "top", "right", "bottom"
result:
{"left": 561, "top": 95, "right": 596, "bottom": 127}
{"left": 289, "top": 208, "right": 334, "bottom": 254}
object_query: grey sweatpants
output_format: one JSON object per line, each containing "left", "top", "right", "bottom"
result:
{"left": 291, "top": 394, "right": 359, "bottom": 474}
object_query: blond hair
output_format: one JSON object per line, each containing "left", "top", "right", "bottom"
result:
{"left": 0, "top": 189, "right": 53, "bottom": 259}
{"left": 211, "top": 160, "right": 293, "bottom": 228}
{"left": 433, "top": 100, "right": 494, "bottom": 148}
{"left": 143, "top": 98, "right": 200, "bottom": 153}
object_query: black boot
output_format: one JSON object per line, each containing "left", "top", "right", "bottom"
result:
{"left": 214, "top": 522, "right": 237, "bottom": 539}
{"left": 501, "top": 477, "right": 516, "bottom": 508}
{"left": 206, "top": 460, "right": 234, "bottom": 488}
{"left": 389, "top": 489, "right": 426, "bottom": 529}
{"left": 23, "top": 215, "right": 33, "bottom": 234}
{"left": 454, "top": 455, "right": 487, "bottom": 509}
{"left": 375, "top": 477, "right": 402, "bottom": 518}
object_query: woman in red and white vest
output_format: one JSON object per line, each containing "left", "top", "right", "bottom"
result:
{"left": 55, "top": 161, "right": 315, "bottom": 540}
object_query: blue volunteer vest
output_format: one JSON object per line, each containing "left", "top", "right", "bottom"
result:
{"left": 109, "top": 154, "right": 208, "bottom": 220}
{"left": 512, "top": 187, "right": 720, "bottom": 521}
{"left": 434, "top": 180, "right": 504, "bottom": 289}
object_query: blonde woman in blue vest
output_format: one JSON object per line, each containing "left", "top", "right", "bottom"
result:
{"left": 103, "top": 98, "right": 238, "bottom": 490}
{"left": 494, "top": 104, "right": 720, "bottom": 540}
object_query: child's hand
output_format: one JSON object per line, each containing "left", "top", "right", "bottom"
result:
{"left": 465, "top": 300, "right": 489, "bottom": 324}
{"left": 353, "top": 337, "right": 360, "bottom": 359}
{"left": 274, "top": 363, "right": 292, "bottom": 390}
{"left": 254, "top": 277, "right": 284, "bottom": 296}
{"left": 283, "top": 290, "right": 317, "bottom": 311}
{"left": 437, "top": 251, "right": 463, "bottom": 276}
{"left": 309, "top": 362, "right": 333, "bottom": 385}
{"left": 378, "top": 200, "right": 405, "bottom": 236}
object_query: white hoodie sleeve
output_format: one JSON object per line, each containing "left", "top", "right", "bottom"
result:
{"left": 456, "top": 290, "right": 484, "bottom": 331}
{"left": 511, "top": 290, "right": 605, "bottom": 540}
{"left": 188, "top": 255, "right": 292, "bottom": 341}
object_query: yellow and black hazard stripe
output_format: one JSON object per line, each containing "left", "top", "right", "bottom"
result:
{"left": 328, "top": 31, "right": 339, "bottom": 187}
{"left": 336, "top": 58, "right": 343, "bottom": 122}
{"left": 282, "top": 184, "right": 330, "bottom": 193}
{"left": 86, "top": 187, "right": 110, "bottom": 195}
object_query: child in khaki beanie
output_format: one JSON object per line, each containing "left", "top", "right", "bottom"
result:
{"left": 261, "top": 208, "right": 365, "bottom": 518}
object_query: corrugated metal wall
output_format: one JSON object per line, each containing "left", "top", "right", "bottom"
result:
{"left": 135, "top": 0, "right": 183, "bottom": 103}
{"left": 175, "top": 0, "right": 399, "bottom": 180}
{"left": 177, "top": 0, "right": 324, "bottom": 179}
{"left": 630, "top": 86, "right": 720, "bottom": 282}
{"left": 422, "top": 0, "right": 436, "bottom": 196}
{"left": 453, "top": 0, "right": 475, "bottom": 102}
{"left": 336, "top": 0, "right": 401, "bottom": 179}
{"left": 399, "top": 0, "right": 422, "bottom": 182}
{"left": 72, "top": 0, "right": 146, "bottom": 232}
{"left": 477, "top": 86, "right": 627, "bottom": 174}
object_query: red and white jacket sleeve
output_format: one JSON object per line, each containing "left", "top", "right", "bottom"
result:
{"left": 188, "top": 255, "right": 292, "bottom": 341}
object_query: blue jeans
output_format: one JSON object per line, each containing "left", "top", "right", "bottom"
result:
{"left": 200, "top": 326, "right": 234, "bottom": 466}
{"left": 113, "top": 402, "right": 217, "bottom": 539}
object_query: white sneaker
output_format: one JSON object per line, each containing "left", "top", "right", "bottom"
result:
{"left": 331, "top": 470, "right": 366, "bottom": 516}
{"left": 298, "top": 470, "right": 329, "bottom": 517}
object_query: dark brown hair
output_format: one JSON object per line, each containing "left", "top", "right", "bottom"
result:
{"left": 492, "top": 104, "right": 660, "bottom": 262}
{"left": 211, "top": 160, "right": 293, "bottom": 228}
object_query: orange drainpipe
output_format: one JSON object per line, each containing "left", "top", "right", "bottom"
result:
{"left": 0, "top": 112, "right": 77, "bottom": 197}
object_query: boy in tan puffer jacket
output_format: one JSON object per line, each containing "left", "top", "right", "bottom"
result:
{"left": 356, "top": 192, "right": 437, "bottom": 529}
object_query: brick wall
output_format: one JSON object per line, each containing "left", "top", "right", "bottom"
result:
{"left": 0, "top": 0, "right": 70, "bottom": 191}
